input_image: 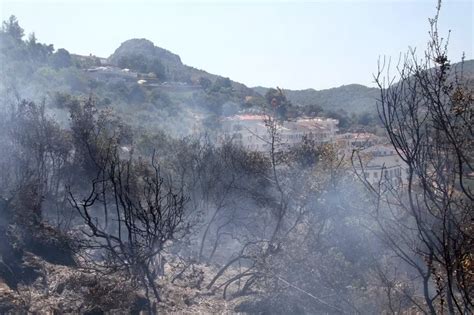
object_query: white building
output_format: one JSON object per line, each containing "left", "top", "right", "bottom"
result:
{"left": 220, "top": 115, "right": 339, "bottom": 152}
{"left": 354, "top": 145, "right": 407, "bottom": 186}
{"left": 336, "top": 132, "right": 384, "bottom": 156}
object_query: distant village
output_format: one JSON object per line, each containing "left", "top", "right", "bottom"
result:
{"left": 220, "top": 114, "right": 407, "bottom": 186}
{"left": 80, "top": 55, "right": 406, "bottom": 187}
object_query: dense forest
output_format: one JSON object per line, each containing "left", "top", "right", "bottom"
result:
{"left": 0, "top": 3, "right": 472, "bottom": 314}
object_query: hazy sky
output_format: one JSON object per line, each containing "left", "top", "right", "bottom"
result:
{"left": 1, "top": 0, "right": 472, "bottom": 90}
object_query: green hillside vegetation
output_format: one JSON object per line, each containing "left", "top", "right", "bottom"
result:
{"left": 254, "top": 85, "right": 381, "bottom": 131}
{"left": 253, "top": 84, "right": 379, "bottom": 114}
{"left": 1, "top": 15, "right": 471, "bottom": 136}
{"left": 254, "top": 59, "right": 474, "bottom": 130}
{"left": 0, "top": 19, "right": 264, "bottom": 137}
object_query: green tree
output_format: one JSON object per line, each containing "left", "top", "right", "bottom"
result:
{"left": 1, "top": 15, "right": 24, "bottom": 41}
{"left": 117, "top": 54, "right": 166, "bottom": 79}
{"left": 148, "top": 57, "right": 166, "bottom": 79}
{"left": 211, "top": 77, "right": 232, "bottom": 93}
{"left": 265, "top": 87, "right": 292, "bottom": 120}
{"left": 357, "top": 111, "right": 374, "bottom": 126}
{"left": 302, "top": 103, "right": 323, "bottom": 117}
{"left": 326, "top": 109, "right": 350, "bottom": 129}
{"left": 199, "top": 77, "right": 212, "bottom": 90}
{"left": 26, "top": 32, "right": 37, "bottom": 47}
{"left": 50, "top": 48, "right": 72, "bottom": 69}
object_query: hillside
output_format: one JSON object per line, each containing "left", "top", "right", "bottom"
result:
{"left": 0, "top": 34, "right": 264, "bottom": 137}
{"left": 254, "top": 84, "right": 380, "bottom": 114}
{"left": 1, "top": 26, "right": 472, "bottom": 137}
{"left": 255, "top": 59, "right": 474, "bottom": 115}
{"left": 107, "top": 38, "right": 258, "bottom": 98}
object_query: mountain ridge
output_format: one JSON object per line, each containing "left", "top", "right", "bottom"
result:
{"left": 105, "top": 38, "right": 385, "bottom": 115}
{"left": 253, "top": 58, "right": 474, "bottom": 114}
{"left": 1, "top": 28, "right": 472, "bottom": 133}
{"left": 106, "top": 38, "right": 258, "bottom": 97}
{"left": 253, "top": 83, "right": 380, "bottom": 114}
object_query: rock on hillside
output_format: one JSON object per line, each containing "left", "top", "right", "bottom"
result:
{"left": 108, "top": 38, "right": 259, "bottom": 98}
{"left": 109, "top": 39, "right": 182, "bottom": 70}
{"left": 108, "top": 38, "right": 185, "bottom": 81}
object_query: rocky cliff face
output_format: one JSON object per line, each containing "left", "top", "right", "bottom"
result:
{"left": 108, "top": 38, "right": 183, "bottom": 68}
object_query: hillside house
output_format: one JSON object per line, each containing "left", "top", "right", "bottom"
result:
{"left": 354, "top": 144, "right": 407, "bottom": 186}
{"left": 220, "top": 115, "right": 339, "bottom": 152}
{"left": 336, "top": 132, "right": 384, "bottom": 156}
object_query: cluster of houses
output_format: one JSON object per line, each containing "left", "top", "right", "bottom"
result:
{"left": 85, "top": 64, "right": 196, "bottom": 90}
{"left": 221, "top": 115, "right": 339, "bottom": 152}
{"left": 80, "top": 51, "right": 406, "bottom": 187}
{"left": 220, "top": 114, "right": 407, "bottom": 185}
